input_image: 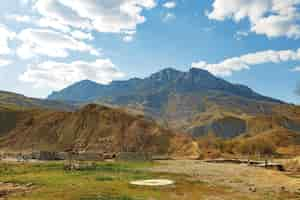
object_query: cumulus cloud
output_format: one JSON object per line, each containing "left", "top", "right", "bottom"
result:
{"left": 36, "top": 18, "right": 71, "bottom": 33}
{"left": 0, "top": 25, "right": 16, "bottom": 55}
{"left": 5, "top": 14, "right": 72, "bottom": 33}
{"left": 34, "top": 0, "right": 91, "bottom": 30}
{"left": 71, "top": 30, "right": 94, "bottom": 41}
{"left": 207, "top": 0, "right": 300, "bottom": 39}
{"left": 5, "top": 14, "right": 32, "bottom": 23}
{"left": 0, "top": 59, "right": 12, "bottom": 67}
{"left": 33, "top": 0, "right": 156, "bottom": 35}
{"left": 163, "top": 1, "right": 176, "bottom": 9}
{"left": 19, "top": 59, "right": 125, "bottom": 89}
{"left": 192, "top": 49, "right": 300, "bottom": 76}
{"left": 16, "top": 28, "right": 99, "bottom": 59}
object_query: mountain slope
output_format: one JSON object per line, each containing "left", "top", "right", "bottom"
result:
{"left": 0, "top": 91, "right": 75, "bottom": 111}
{"left": 0, "top": 104, "right": 198, "bottom": 157}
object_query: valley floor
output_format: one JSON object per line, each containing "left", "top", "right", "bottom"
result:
{"left": 150, "top": 160, "right": 300, "bottom": 199}
{"left": 0, "top": 160, "right": 299, "bottom": 200}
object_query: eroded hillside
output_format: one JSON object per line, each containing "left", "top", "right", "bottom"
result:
{"left": 0, "top": 104, "right": 197, "bottom": 157}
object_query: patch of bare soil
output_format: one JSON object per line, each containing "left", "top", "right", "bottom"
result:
{"left": 0, "top": 182, "right": 33, "bottom": 199}
{"left": 149, "top": 160, "right": 300, "bottom": 199}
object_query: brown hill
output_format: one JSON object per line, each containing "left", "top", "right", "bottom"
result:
{"left": 0, "top": 104, "right": 198, "bottom": 157}
{"left": 0, "top": 90, "right": 75, "bottom": 111}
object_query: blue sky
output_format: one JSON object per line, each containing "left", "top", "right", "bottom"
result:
{"left": 0, "top": 0, "right": 300, "bottom": 104}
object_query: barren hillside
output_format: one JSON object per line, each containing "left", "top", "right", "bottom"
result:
{"left": 0, "top": 104, "right": 197, "bottom": 157}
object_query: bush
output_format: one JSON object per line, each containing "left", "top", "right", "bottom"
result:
{"left": 236, "top": 138, "right": 276, "bottom": 157}
{"left": 197, "top": 133, "right": 221, "bottom": 149}
{"left": 284, "top": 160, "right": 300, "bottom": 172}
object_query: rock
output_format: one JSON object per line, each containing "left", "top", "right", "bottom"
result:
{"left": 25, "top": 183, "right": 34, "bottom": 187}
{"left": 249, "top": 187, "right": 256, "bottom": 192}
{"left": 0, "top": 190, "right": 8, "bottom": 197}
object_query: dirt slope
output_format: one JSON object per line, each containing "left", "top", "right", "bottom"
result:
{"left": 0, "top": 104, "right": 197, "bottom": 157}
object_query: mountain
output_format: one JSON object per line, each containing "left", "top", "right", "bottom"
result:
{"left": 0, "top": 104, "right": 198, "bottom": 157}
{"left": 48, "top": 68, "right": 281, "bottom": 104}
{"left": 48, "top": 68, "right": 288, "bottom": 136}
{"left": 0, "top": 90, "right": 75, "bottom": 111}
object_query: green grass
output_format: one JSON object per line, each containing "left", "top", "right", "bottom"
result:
{"left": 80, "top": 193, "right": 142, "bottom": 200}
{"left": 0, "top": 161, "right": 160, "bottom": 200}
{"left": 0, "top": 161, "right": 293, "bottom": 200}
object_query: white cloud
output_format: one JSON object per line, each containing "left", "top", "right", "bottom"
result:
{"left": 207, "top": 0, "right": 300, "bottom": 39}
{"left": 163, "top": 1, "right": 176, "bottom": 9}
{"left": 19, "top": 59, "right": 125, "bottom": 89}
{"left": 236, "top": 30, "right": 249, "bottom": 37}
{"left": 36, "top": 18, "right": 71, "bottom": 32}
{"left": 16, "top": 28, "right": 99, "bottom": 59}
{"left": 34, "top": 0, "right": 91, "bottom": 30}
{"left": 71, "top": 30, "right": 94, "bottom": 41}
{"left": 235, "top": 30, "right": 249, "bottom": 40}
{"left": 0, "top": 25, "right": 16, "bottom": 55}
{"left": 162, "top": 13, "right": 176, "bottom": 22}
{"left": 123, "top": 35, "right": 134, "bottom": 42}
{"left": 5, "top": 14, "right": 72, "bottom": 33}
{"left": 0, "top": 59, "right": 12, "bottom": 67}
{"left": 192, "top": 49, "right": 300, "bottom": 76}
{"left": 5, "top": 14, "right": 32, "bottom": 23}
{"left": 292, "top": 66, "right": 300, "bottom": 71}
{"left": 20, "top": 0, "right": 30, "bottom": 6}
{"left": 34, "top": 0, "right": 156, "bottom": 34}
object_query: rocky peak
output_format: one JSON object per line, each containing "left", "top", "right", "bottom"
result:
{"left": 149, "top": 68, "right": 182, "bottom": 82}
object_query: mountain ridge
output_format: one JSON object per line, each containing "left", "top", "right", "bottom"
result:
{"left": 48, "top": 67, "right": 282, "bottom": 104}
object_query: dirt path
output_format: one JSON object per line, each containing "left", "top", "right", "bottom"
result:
{"left": 0, "top": 182, "right": 33, "bottom": 200}
{"left": 149, "top": 160, "right": 300, "bottom": 198}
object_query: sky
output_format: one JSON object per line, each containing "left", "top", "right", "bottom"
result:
{"left": 0, "top": 0, "right": 300, "bottom": 104}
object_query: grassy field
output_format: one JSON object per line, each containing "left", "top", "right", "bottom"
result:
{"left": 0, "top": 161, "right": 299, "bottom": 200}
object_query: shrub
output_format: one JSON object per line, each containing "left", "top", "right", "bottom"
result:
{"left": 284, "top": 160, "right": 300, "bottom": 172}
{"left": 236, "top": 137, "right": 276, "bottom": 157}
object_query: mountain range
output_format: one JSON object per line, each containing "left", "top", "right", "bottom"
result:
{"left": 48, "top": 68, "right": 281, "bottom": 104}
{"left": 0, "top": 67, "right": 300, "bottom": 156}
{"left": 48, "top": 68, "right": 289, "bottom": 136}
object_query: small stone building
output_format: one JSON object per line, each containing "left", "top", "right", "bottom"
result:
{"left": 75, "top": 152, "right": 104, "bottom": 161}
{"left": 39, "top": 151, "right": 60, "bottom": 161}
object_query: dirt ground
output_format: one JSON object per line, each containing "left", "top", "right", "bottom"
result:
{"left": 149, "top": 160, "right": 300, "bottom": 199}
{"left": 0, "top": 182, "right": 33, "bottom": 200}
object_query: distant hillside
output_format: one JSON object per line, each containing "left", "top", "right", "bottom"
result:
{"left": 186, "top": 107, "right": 300, "bottom": 138}
{"left": 0, "top": 91, "right": 75, "bottom": 111}
{"left": 0, "top": 104, "right": 198, "bottom": 157}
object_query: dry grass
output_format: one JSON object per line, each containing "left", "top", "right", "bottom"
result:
{"left": 150, "top": 160, "right": 300, "bottom": 199}
{"left": 283, "top": 157, "right": 300, "bottom": 173}
{"left": 285, "top": 160, "right": 300, "bottom": 173}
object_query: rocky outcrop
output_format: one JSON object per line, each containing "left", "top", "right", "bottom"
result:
{"left": 189, "top": 116, "right": 247, "bottom": 138}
